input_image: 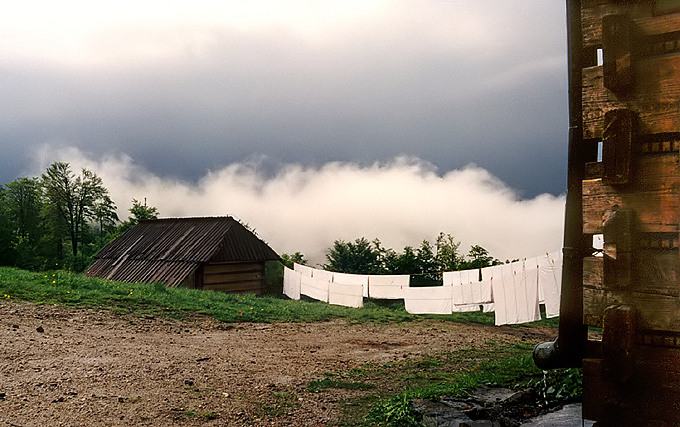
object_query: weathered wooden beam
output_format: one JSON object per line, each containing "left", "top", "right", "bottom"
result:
{"left": 583, "top": 255, "right": 680, "bottom": 330}
{"left": 602, "top": 109, "right": 636, "bottom": 184}
{"left": 602, "top": 14, "right": 635, "bottom": 91}
{"left": 583, "top": 2, "right": 680, "bottom": 47}
{"left": 582, "top": 152, "right": 679, "bottom": 233}
{"left": 582, "top": 56, "right": 680, "bottom": 139}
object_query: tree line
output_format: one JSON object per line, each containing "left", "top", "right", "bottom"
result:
{"left": 282, "top": 235, "right": 502, "bottom": 286}
{"left": 0, "top": 162, "right": 158, "bottom": 271}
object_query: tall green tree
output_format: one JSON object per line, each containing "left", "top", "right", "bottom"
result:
{"left": 1, "top": 178, "right": 45, "bottom": 268}
{"left": 5, "top": 178, "right": 43, "bottom": 241}
{"left": 416, "top": 239, "right": 438, "bottom": 280}
{"left": 0, "top": 186, "right": 14, "bottom": 264}
{"left": 41, "top": 162, "right": 111, "bottom": 269}
{"left": 435, "top": 232, "right": 463, "bottom": 272}
{"left": 324, "top": 237, "right": 382, "bottom": 274}
{"left": 92, "top": 194, "right": 118, "bottom": 237}
{"left": 116, "top": 198, "right": 159, "bottom": 234}
{"left": 462, "top": 244, "right": 498, "bottom": 269}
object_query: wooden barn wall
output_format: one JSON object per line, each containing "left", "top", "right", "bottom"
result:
{"left": 579, "top": 0, "right": 680, "bottom": 332}
{"left": 199, "top": 261, "right": 266, "bottom": 294}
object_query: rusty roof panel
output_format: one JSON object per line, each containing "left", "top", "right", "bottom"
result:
{"left": 87, "top": 216, "right": 279, "bottom": 286}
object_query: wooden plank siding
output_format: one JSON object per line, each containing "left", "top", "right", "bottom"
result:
{"left": 580, "top": 2, "right": 680, "bottom": 332}
{"left": 582, "top": 56, "right": 680, "bottom": 139}
{"left": 581, "top": 1, "right": 680, "bottom": 139}
{"left": 200, "top": 261, "right": 266, "bottom": 294}
{"left": 583, "top": 253, "right": 680, "bottom": 331}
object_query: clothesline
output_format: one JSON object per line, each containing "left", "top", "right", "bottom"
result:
{"left": 283, "top": 251, "right": 562, "bottom": 326}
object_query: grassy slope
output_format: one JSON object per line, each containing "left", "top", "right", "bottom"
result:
{"left": 0, "top": 266, "right": 559, "bottom": 327}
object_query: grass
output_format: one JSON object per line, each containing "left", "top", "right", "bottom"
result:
{"left": 300, "top": 341, "right": 581, "bottom": 426}
{"left": 0, "top": 266, "right": 559, "bottom": 327}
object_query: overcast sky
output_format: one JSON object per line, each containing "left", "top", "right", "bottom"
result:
{"left": 1, "top": 1, "right": 569, "bottom": 264}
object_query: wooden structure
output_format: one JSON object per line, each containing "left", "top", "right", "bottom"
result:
{"left": 86, "top": 217, "right": 280, "bottom": 294}
{"left": 535, "top": 0, "right": 679, "bottom": 424}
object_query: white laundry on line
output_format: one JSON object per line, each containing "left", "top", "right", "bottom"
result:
{"left": 368, "top": 274, "right": 409, "bottom": 299}
{"left": 538, "top": 251, "right": 562, "bottom": 318}
{"left": 294, "top": 263, "right": 314, "bottom": 278}
{"left": 333, "top": 272, "right": 370, "bottom": 298}
{"left": 283, "top": 266, "right": 301, "bottom": 300}
{"left": 311, "top": 267, "right": 334, "bottom": 283}
{"left": 520, "top": 257, "right": 541, "bottom": 323}
{"left": 300, "top": 274, "right": 329, "bottom": 302}
{"left": 486, "top": 261, "right": 540, "bottom": 326}
{"left": 403, "top": 286, "right": 452, "bottom": 315}
{"left": 328, "top": 281, "right": 364, "bottom": 308}
{"left": 444, "top": 270, "right": 489, "bottom": 310}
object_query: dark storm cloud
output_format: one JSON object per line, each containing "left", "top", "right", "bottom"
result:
{"left": 1, "top": 1, "right": 567, "bottom": 196}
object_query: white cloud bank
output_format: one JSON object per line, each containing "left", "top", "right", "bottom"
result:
{"left": 32, "top": 146, "right": 565, "bottom": 265}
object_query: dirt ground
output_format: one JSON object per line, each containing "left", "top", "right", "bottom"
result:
{"left": 0, "top": 300, "right": 555, "bottom": 426}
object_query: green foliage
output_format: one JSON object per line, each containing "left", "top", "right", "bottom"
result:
{"left": 41, "top": 162, "right": 112, "bottom": 270}
{"left": 324, "top": 237, "right": 383, "bottom": 274}
{"left": 115, "top": 198, "right": 159, "bottom": 234}
{"left": 280, "top": 251, "right": 308, "bottom": 269}
{"left": 364, "top": 347, "right": 544, "bottom": 426}
{"left": 526, "top": 368, "right": 583, "bottom": 404}
{"left": 365, "top": 391, "right": 422, "bottom": 427}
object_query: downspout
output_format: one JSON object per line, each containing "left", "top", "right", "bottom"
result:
{"left": 533, "top": 0, "right": 589, "bottom": 369}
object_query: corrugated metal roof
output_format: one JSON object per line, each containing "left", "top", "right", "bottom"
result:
{"left": 86, "top": 216, "right": 279, "bottom": 286}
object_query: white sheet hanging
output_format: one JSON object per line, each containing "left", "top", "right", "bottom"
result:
{"left": 283, "top": 266, "right": 301, "bottom": 300}
{"left": 329, "top": 282, "right": 364, "bottom": 308}
{"left": 520, "top": 258, "right": 541, "bottom": 323}
{"left": 311, "top": 268, "right": 334, "bottom": 283}
{"left": 294, "top": 263, "right": 314, "bottom": 278}
{"left": 403, "top": 286, "right": 452, "bottom": 315}
{"left": 300, "top": 274, "right": 329, "bottom": 302}
{"left": 485, "top": 264, "right": 516, "bottom": 326}
{"left": 333, "top": 272, "right": 370, "bottom": 298}
{"left": 539, "top": 251, "right": 562, "bottom": 318}
{"left": 443, "top": 271, "right": 479, "bottom": 312}
{"left": 368, "top": 274, "right": 410, "bottom": 299}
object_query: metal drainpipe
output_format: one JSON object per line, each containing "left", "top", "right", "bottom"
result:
{"left": 533, "top": 0, "right": 589, "bottom": 370}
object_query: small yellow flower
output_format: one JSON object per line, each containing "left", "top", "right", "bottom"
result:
{"left": 52, "top": 281, "right": 56, "bottom": 284}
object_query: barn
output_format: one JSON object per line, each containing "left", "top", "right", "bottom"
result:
{"left": 86, "top": 216, "right": 280, "bottom": 294}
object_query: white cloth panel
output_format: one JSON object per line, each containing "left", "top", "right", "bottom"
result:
{"left": 328, "top": 282, "right": 364, "bottom": 308}
{"left": 333, "top": 272, "right": 370, "bottom": 298}
{"left": 300, "top": 274, "right": 329, "bottom": 302}
{"left": 404, "top": 286, "right": 452, "bottom": 315}
{"left": 479, "top": 269, "right": 493, "bottom": 305}
{"left": 311, "top": 268, "right": 334, "bottom": 283}
{"left": 486, "top": 264, "right": 516, "bottom": 326}
{"left": 368, "top": 275, "right": 409, "bottom": 299}
{"left": 460, "top": 270, "right": 475, "bottom": 304}
{"left": 519, "top": 258, "right": 541, "bottom": 323}
{"left": 294, "top": 263, "right": 314, "bottom": 278}
{"left": 539, "top": 251, "right": 562, "bottom": 318}
{"left": 283, "top": 267, "right": 301, "bottom": 300}
{"left": 443, "top": 271, "right": 463, "bottom": 304}
{"left": 487, "top": 261, "right": 541, "bottom": 326}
